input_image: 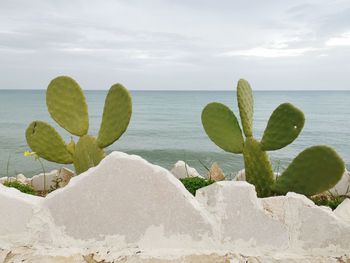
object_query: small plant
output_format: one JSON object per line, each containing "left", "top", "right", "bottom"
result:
{"left": 202, "top": 79, "right": 345, "bottom": 197}
{"left": 3, "top": 180, "right": 36, "bottom": 195}
{"left": 180, "top": 177, "right": 215, "bottom": 196}
{"left": 311, "top": 193, "right": 348, "bottom": 210}
{"left": 25, "top": 76, "right": 132, "bottom": 174}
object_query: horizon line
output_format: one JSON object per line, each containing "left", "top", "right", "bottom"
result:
{"left": 0, "top": 89, "right": 349, "bottom": 92}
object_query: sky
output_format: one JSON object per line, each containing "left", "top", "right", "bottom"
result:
{"left": 0, "top": 0, "right": 350, "bottom": 90}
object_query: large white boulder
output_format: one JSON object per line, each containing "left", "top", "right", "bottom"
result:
{"left": 195, "top": 181, "right": 289, "bottom": 248}
{"left": 170, "top": 160, "right": 203, "bottom": 179}
{"left": 261, "top": 193, "right": 350, "bottom": 250}
{"left": 329, "top": 169, "right": 350, "bottom": 196}
{"left": 44, "top": 152, "right": 216, "bottom": 247}
{"left": 334, "top": 198, "right": 350, "bottom": 225}
{"left": 0, "top": 184, "right": 41, "bottom": 245}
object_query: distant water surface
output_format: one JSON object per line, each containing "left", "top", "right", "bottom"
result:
{"left": 0, "top": 90, "right": 349, "bottom": 177}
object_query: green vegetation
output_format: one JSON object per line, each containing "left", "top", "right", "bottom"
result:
{"left": 25, "top": 76, "right": 132, "bottom": 174}
{"left": 311, "top": 194, "right": 348, "bottom": 210}
{"left": 180, "top": 177, "right": 215, "bottom": 196}
{"left": 3, "top": 180, "right": 36, "bottom": 195}
{"left": 202, "top": 79, "right": 345, "bottom": 197}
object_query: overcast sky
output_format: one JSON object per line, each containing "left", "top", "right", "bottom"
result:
{"left": 0, "top": 0, "right": 350, "bottom": 90}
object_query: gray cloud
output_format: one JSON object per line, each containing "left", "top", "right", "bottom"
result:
{"left": 0, "top": 0, "right": 349, "bottom": 90}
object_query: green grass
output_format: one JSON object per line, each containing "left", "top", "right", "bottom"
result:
{"left": 180, "top": 177, "right": 215, "bottom": 196}
{"left": 3, "top": 180, "right": 36, "bottom": 195}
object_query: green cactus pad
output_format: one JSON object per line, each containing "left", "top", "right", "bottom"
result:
{"left": 273, "top": 145, "right": 345, "bottom": 196}
{"left": 202, "top": 102, "right": 244, "bottom": 153}
{"left": 73, "top": 135, "right": 105, "bottom": 174}
{"left": 97, "top": 84, "right": 132, "bottom": 148}
{"left": 243, "top": 137, "right": 275, "bottom": 197}
{"left": 46, "top": 76, "right": 89, "bottom": 136}
{"left": 261, "top": 103, "right": 305, "bottom": 151}
{"left": 237, "top": 79, "right": 254, "bottom": 137}
{"left": 25, "top": 121, "right": 73, "bottom": 164}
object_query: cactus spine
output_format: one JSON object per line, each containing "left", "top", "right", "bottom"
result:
{"left": 26, "top": 76, "right": 132, "bottom": 174}
{"left": 202, "top": 79, "right": 345, "bottom": 197}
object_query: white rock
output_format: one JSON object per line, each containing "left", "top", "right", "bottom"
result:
{"left": 261, "top": 192, "right": 350, "bottom": 250}
{"left": 44, "top": 152, "right": 215, "bottom": 246}
{"left": 334, "top": 198, "right": 350, "bottom": 225}
{"left": 16, "top": 174, "right": 27, "bottom": 184}
{"left": 30, "top": 168, "right": 75, "bottom": 192}
{"left": 329, "top": 169, "right": 350, "bottom": 196}
{"left": 170, "top": 160, "right": 202, "bottom": 179}
{"left": 0, "top": 177, "right": 8, "bottom": 184}
{"left": 0, "top": 184, "right": 40, "bottom": 241}
{"left": 233, "top": 169, "right": 246, "bottom": 181}
{"left": 196, "top": 181, "right": 289, "bottom": 248}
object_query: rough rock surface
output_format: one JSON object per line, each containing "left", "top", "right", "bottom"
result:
{"left": 196, "top": 181, "right": 289, "bottom": 248}
{"left": 334, "top": 198, "right": 350, "bottom": 224}
{"left": 0, "top": 184, "right": 40, "bottom": 244}
{"left": 261, "top": 193, "right": 350, "bottom": 250}
{"left": 329, "top": 169, "right": 350, "bottom": 196}
{"left": 31, "top": 167, "right": 75, "bottom": 191}
{"left": 170, "top": 160, "right": 202, "bottom": 179}
{"left": 44, "top": 152, "right": 215, "bottom": 245}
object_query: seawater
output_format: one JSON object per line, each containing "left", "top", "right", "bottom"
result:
{"left": 0, "top": 90, "right": 349, "bottom": 177}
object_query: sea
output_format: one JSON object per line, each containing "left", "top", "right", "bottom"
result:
{"left": 0, "top": 90, "right": 349, "bottom": 178}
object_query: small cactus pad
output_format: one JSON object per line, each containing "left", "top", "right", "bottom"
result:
{"left": 46, "top": 76, "right": 89, "bottom": 136}
{"left": 26, "top": 121, "right": 73, "bottom": 164}
{"left": 97, "top": 84, "right": 132, "bottom": 148}
{"left": 261, "top": 103, "right": 305, "bottom": 151}
{"left": 273, "top": 145, "right": 345, "bottom": 196}
{"left": 237, "top": 79, "right": 254, "bottom": 137}
{"left": 202, "top": 102, "right": 244, "bottom": 153}
{"left": 243, "top": 137, "right": 275, "bottom": 197}
{"left": 73, "top": 135, "right": 105, "bottom": 174}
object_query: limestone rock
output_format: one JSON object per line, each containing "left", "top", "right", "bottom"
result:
{"left": 329, "top": 169, "right": 350, "bottom": 196}
{"left": 44, "top": 152, "right": 215, "bottom": 246}
{"left": 207, "top": 162, "right": 225, "bottom": 181}
{"left": 0, "top": 184, "right": 40, "bottom": 241}
{"left": 30, "top": 168, "right": 75, "bottom": 192}
{"left": 334, "top": 198, "right": 350, "bottom": 225}
{"left": 0, "top": 177, "right": 8, "bottom": 184}
{"left": 261, "top": 192, "right": 350, "bottom": 250}
{"left": 196, "top": 181, "right": 289, "bottom": 248}
{"left": 233, "top": 169, "right": 246, "bottom": 181}
{"left": 170, "top": 160, "right": 202, "bottom": 179}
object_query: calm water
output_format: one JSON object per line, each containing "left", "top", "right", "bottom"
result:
{"left": 0, "top": 90, "right": 349, "bottom": 177}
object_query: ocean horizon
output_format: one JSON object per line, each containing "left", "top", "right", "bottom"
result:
{"left": 0, "top": 89, "right": 349, "bottom": 177}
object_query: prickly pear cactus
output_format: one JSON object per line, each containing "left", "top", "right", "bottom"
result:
{"left": 202, "top": 79, "right": 345, "bottom": 197}
{"left": 26, "top": 76, "right": 132, "bottom": 174}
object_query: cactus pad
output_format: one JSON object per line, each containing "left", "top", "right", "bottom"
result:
{"left": 237, "top": 79, "right": 254, "bottom": 137}
{"left": 73, "top": 135, "right": 105, "bottom": 174}
{"left": 261, "top": 103, "right": 305, "bottom": 151}
{"left": 97, "top": 84, "right": 132, "bottom": 148}
{"left": 46, "top": 76, "right": 89, "bottom": 136}
{"left": 273, "top": 145, "right": 345, "bottom": 196}
{"left": 25, "top": 121, "right": 73, "bottom": 164}
{"left": 243, "top": 137, "right": 274, "bottom": 197}
{"left": 202, "top": 102, "right": 244, "bottom": 153}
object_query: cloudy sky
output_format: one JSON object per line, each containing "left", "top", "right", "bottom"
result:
{"left": 0, "top": 0, "right": 350, "bottom": 90}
